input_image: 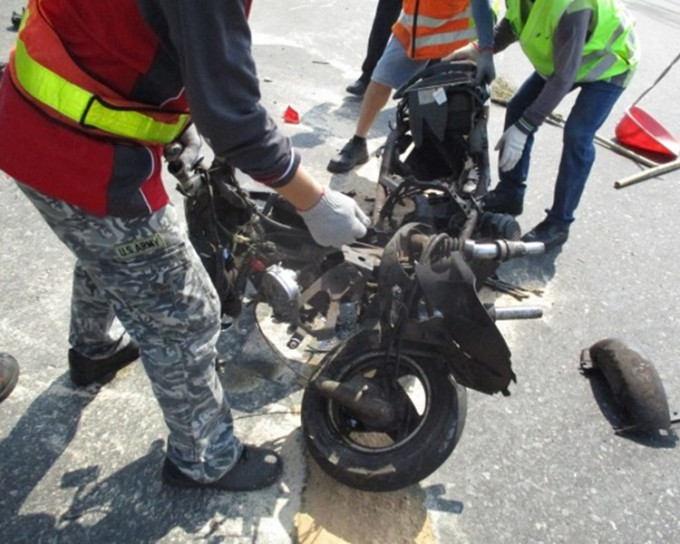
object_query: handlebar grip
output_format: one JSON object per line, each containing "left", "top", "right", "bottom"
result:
{"left": 167, "top": 160, "right": 203, "bottom": 196}
{"left": 488, "top": 306, "right": 543, "bottom": 320}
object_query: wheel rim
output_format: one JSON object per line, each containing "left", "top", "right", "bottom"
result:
{"left": 324, "top": 350, "right": 432, "bottom": 454}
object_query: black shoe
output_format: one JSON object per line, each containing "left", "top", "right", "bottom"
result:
{"left": 69, "top": 340, "right": 140, "bottom": 387}
{"left": 521, "top": 220, "right": 569, "bottom": 251}
{"left": 346, "top": 79, "right": 368, "bottom": 97}
{"left": 327, "top": 138, "right": 369, "bottom": 173}
{"left": 162, "top": 445, "right": 283, "bottom": 491}
{"left": 0, "top": 353, "right": 19, "bottom": 403}
{"left": 482, "top": 190, "right": 523, "bottom": 216}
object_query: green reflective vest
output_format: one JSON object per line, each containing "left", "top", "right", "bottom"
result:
{"left": 505, "top": 0, "right": 639, "bottom": 84}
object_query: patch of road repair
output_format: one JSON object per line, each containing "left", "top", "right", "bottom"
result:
{"left": 295, "top": 455, "right": 435, "bottom": 544}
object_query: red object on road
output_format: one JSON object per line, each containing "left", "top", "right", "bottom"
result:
{"left": 283, "top": 106, "right": 300, "bottom": 124}
{"left": 616, "top": 106, "right": 680, "bottom": 158}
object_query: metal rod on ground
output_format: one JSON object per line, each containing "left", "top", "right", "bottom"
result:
{"left": 491, "top": 80, "right": 659, "bottom": 168}
{"left": 543, "top": 117, "right": 658, "bottom": 168}
{"left": 614, "top": 157, "right": 680, "bottom": 189}
{"left": 591, "top": 133, "right": 658, "bottom": 168}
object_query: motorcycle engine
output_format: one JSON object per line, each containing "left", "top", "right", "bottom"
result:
{"left": 260, "top": 264, "right": 300, "bottom": 323}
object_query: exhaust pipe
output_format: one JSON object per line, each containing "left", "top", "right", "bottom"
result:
{"left": 314, "top": 377, "right": 396, "bottom": 426}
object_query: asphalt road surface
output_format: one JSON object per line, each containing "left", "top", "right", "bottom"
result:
{"left": 1, "top": 1, "right": 679, "bottom": 542}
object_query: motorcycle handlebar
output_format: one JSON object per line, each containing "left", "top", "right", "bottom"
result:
{"left": 168, "top": 160, "right": 204, "bottom": 197}
{"left": 463, "top": 239, "right": 545, "bottom": 261}
{"left": 488, "top": 306, "right": 543, "bottom": 320}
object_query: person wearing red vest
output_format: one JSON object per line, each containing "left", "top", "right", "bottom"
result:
{"left": 0, "top": 0, "right": 370, "bottom": 491}
{"left": 328, "top": 0, "right": 496, "bottom": 174}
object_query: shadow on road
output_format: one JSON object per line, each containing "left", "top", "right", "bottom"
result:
{"left": 496, "top": 245, "right": 564, "bottom": 288}
{"left": 579, "top": 369, "right": 678, "bottom": 449}
{"left": 0, "top": 374, "right": 296, "bottom": 542}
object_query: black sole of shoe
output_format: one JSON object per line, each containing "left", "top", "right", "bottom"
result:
{"left": 327, "top": 156, "right": 369, "bottom": 174}
{"left": 162, "top": 471, "right": 279, "bottom": 492}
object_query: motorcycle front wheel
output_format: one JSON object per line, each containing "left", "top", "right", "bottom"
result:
{"left": 301, "top": 348, "right": 467, "bottom": 492}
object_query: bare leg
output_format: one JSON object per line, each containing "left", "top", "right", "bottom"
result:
{"left": 328, "top": 81, "right": 393, "bottom": 173}
{"left": 355, "top": 81, "right": 392, "bottom": 138}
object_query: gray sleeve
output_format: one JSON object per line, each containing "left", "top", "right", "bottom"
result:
{"left": 154, "top": 0, "right": 299, "bottom": 186}
{"left": 492, "top": 18, "right": 518, "bottom": 53}
{"left": 521, "top": 9, "right": 593, "bottom": 129}
{"left": 471, "top": 0, "right": 494, "bottom": 49}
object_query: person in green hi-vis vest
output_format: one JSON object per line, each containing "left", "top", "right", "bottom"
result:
{"left": 447, "top": 0, "right": 639, "bottom": 250}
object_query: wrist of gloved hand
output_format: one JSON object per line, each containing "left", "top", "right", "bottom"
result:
{"left": 514, "top": 116, "right": 537, "bottom": 136}
{"left": 298, "top": 189, "right": 370, "bottom": 248}
{"left": 442, "top": 42, "right": 480, "bottom": 63}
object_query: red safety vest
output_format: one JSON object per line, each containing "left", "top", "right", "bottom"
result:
{"left": 8, "top": 0, "right": 190, "bottom": 145}
{"left": 392, "top": 0, "right": 477, "bottom": 60}
{"left": 0, "top": 0, "right": 187, "bottom": 216}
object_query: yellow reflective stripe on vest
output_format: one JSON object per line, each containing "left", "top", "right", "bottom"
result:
{"left": 14, "top": 38, "right": 187, "bottom": 144}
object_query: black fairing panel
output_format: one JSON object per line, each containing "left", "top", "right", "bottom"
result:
{"left": 415, "top": 252, "right": 515, "bottom": 394}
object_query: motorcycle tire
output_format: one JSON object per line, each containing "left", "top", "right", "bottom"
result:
{"left": 301, "top": 348, "right": 467, "bottom": 492}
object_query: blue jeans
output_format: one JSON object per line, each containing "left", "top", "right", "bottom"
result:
{"left": 495, "top": 72, "right": 625, "bottom": 227}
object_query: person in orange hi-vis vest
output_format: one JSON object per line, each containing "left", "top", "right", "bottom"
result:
{"left": 328, "top": 0, "right": 496, "bottom": 174}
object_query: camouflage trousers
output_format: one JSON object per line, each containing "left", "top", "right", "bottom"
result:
{"left": 18, "top": 183, "right": 242, "bottom": 482}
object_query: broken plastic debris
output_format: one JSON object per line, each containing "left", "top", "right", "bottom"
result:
{"left": 283, "top": 106, "right": 300, "bottom": 124}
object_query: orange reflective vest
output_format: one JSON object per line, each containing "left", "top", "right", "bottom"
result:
{"left": 8, "top": 0, "right": 191, "bottom": 145}
{"left": 392, "top": 0, "right": 477, "bottom": 60}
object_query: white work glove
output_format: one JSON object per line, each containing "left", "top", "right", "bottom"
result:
{"left": 164, "top": 124, "right": 203, "bottom": 175}
{"left": 298, "top": 189, "right": 370, "bottom": 248}
{"left": 474, "top": 50, "right": 496, "bottom": 86}
{"left": 495, "top": 124, "right": 529, "bottom": 172}
{"left": 442, "top": 42, "right": 479, "bottom": 63}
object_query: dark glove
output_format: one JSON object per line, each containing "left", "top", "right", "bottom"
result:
{"left": 474, "top": 50, "right": 496, "bottom": 86}
{"left": 298, "top": 189, "right": 370, "bottom": 247}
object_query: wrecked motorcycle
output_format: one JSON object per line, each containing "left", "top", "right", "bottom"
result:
{"left": 173, "top": 61, "right": 545, "bottom": 491}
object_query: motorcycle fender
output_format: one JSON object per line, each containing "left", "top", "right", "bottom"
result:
{"left": 581, "top": 338, "right": 671, "bottom": 433}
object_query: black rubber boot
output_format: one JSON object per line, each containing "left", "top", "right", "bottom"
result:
{"left": 521, "top": 219, "right": 569, "bottom": 251}
{"left": 327, "top": 137, "right": 369, "bottom": 173}
{"left": 346, "top": 79, "right": 368, "bottom": 97}
{"left": 162, "top": 445, "right": 283, "bottom": 491}
{"left": 0, "top": 353, "right": 19, "bottom": 403}
{"left": 69, "top": 340, "right": 140, "bottom": 387}
{"left": 482, "top": 189, "right": 524, "bottom": 216}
